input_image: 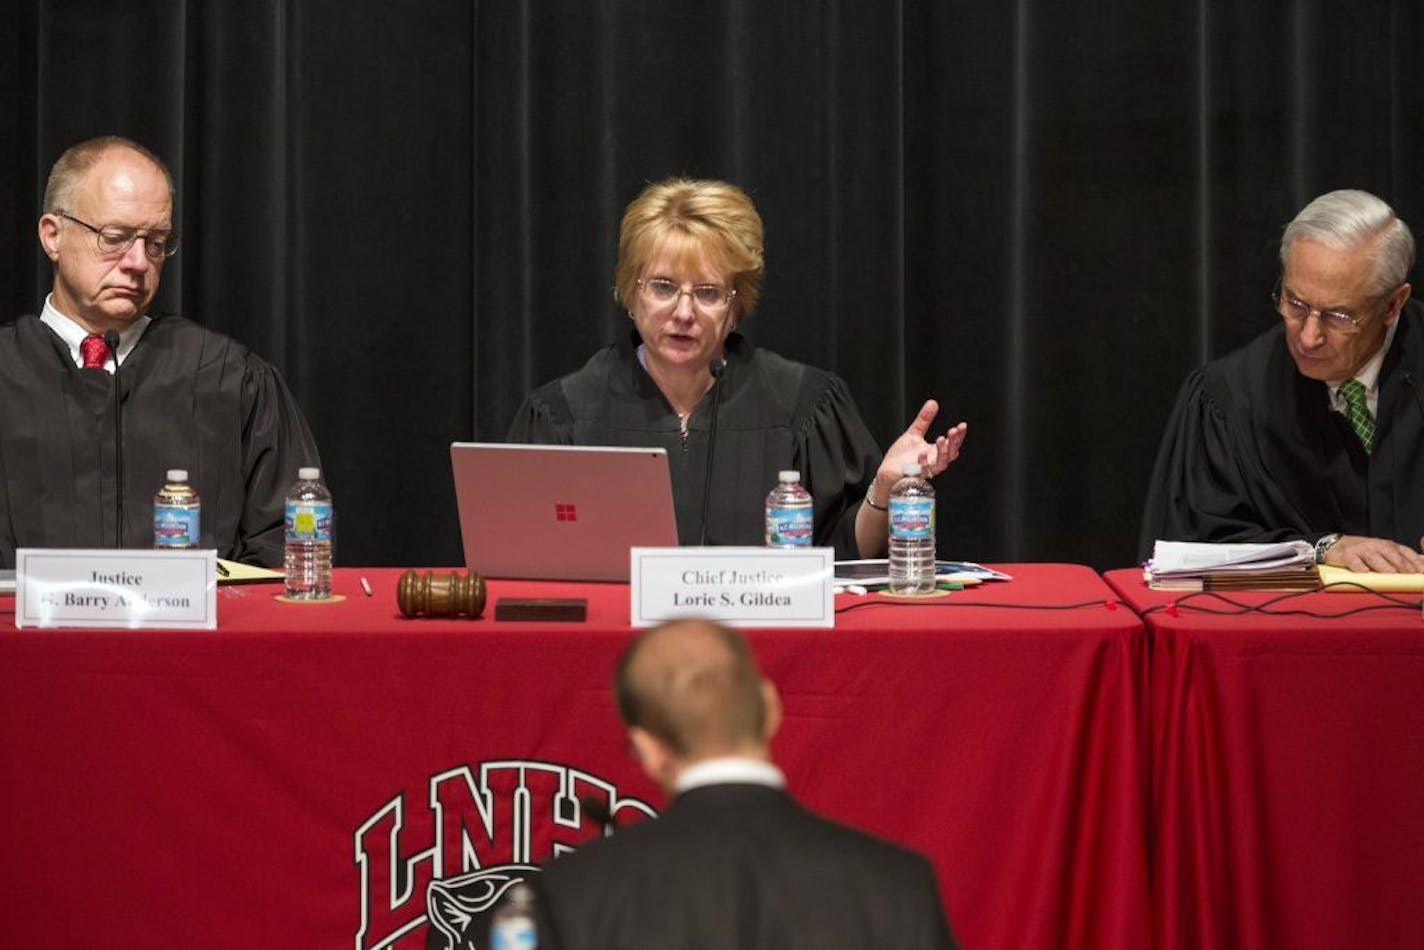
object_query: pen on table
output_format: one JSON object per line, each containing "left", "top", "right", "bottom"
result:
{"left": 215, "top": 561, "right": 230, "bottom": 578}
{"left": 360, "top": 576, "right": 373, "bottom": 597}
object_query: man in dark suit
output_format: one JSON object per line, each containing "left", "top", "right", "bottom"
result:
{"left": 531, "top": 618, "right": 958, "bottom": 950}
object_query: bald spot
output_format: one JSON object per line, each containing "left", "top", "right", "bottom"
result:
{"left": 77, "top": 148, "right": 172, "bottom": 223}
{"left": 618, "top": 619, "right": 767, "bottom": 758}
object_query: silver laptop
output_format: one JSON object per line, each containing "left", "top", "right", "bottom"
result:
{"left": 450, "top": 442, "right": 678, "bottom": 581}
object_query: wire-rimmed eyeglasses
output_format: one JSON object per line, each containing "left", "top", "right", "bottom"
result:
{"left": 1271, "top": 284, "right": 1374, "bottom": 335}
{"left": 57, "top": 211, "right": 179, "bottom": 260}
{"left": 638, "top": 277, "right": 736, "bottom": 312}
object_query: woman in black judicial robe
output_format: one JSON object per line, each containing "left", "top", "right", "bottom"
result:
{"left": 507, "top": 178, "right": 967, "bottom": 558}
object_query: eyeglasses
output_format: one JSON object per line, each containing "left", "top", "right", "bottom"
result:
{"left": 1271, "top": 285, "right": 1374, "bottom": 335}
{"left": 57, "top": 211, "right": 179, "bottom": 260}
{"left": 638, "top": 277, "right": 736, "bottom": 312}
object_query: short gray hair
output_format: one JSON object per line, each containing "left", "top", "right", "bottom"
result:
{"left": 1281, "top": 189, "right": 1415, "bottom": 297}
{"left": 42, "top": 135, "right": 173, "bottom": 213}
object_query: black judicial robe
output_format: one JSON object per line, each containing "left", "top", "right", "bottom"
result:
{"left": 1138, "top": 300, "right": 1424, "bottom": 560}
{"left": 507, "top": 331, "right": 882, "bottom": 557}
{"left": 0, "top": 313, "right": 320, "bottom": 568}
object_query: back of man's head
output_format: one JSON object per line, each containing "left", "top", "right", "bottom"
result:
{"left": 614, "top": 619, "right": 768, "bottom": 759}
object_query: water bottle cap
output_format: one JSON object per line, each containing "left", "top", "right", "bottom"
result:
{"left": 778, "top": 470, "right": 800, "bottom": 482}
{"left": 901, "top": 462, "right": 922, "bottom": 476}
{"left": 507, "top": 881, "right": 535, "bottom": 908}
{"left": 298, "top": 466, "right": 321, "bottom": 480}
{"left": 166, "top": 469, "right": 188, "bottom": 482}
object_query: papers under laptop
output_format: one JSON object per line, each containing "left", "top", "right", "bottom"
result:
{"left": 833, "top": 560, "right": 1012, "bottom": 586}
{"left": 451, "top": 443, "right": 678, "bottom": 581}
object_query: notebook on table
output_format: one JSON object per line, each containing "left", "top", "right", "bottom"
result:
{"left": 450, "top": 442, "right": 678, "bottom": 581}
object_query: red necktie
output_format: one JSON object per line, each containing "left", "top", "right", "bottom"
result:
{"left": 80, "top": 334, "right": 109, "bottom": 369}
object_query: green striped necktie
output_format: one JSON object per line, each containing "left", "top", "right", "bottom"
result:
{"left": 1337, "top": 377, "right": 1375, "bottom": 454}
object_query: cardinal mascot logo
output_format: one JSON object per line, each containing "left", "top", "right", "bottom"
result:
{"left": 354, "top": 759, "right": 656, "bottom": 949}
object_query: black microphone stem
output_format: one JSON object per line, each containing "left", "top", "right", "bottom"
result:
{"left": 104, "top": 330, "right": 125, "bottom": 549}
{"left": 1403, "top": 371, "right": 1424, "bottom": 423}
{"left": 578, "top": 795, "right": 617, "bottom": 837}
{"left": 698, "top": 359, "right": 727, "bottom": 546}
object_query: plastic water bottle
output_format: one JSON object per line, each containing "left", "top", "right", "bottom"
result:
{"left": 284, "top": 467, "right": 333, "bottom": 599}
{"left": 489, "top": 881, "right": 538, "bottom": 949}
{"left": 153, "top": 469, "right": 200, "bottom": 549}
{"left": 765, "top": 470, "right": 813, "bottom": 547}
{"left": 888, "top": 462, "right": 936, "bottom": 594}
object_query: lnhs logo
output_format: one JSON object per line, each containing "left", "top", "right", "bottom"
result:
{"left": 555, "top": 503, "right": 577, "bottom": 522}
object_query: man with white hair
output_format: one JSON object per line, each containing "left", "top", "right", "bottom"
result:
{"left": 1141, "top": 189, "right": 1424, "bottom": 572}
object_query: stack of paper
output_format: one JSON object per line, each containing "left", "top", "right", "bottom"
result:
{"left": 833, "top": 560, "right": 1012, "bottom": 587}
{"left": 1145, "top": 540, "right": 1321, "bottom": 591}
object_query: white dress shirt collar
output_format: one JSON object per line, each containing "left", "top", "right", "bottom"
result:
{"left": 40, "top": 294, "right": 151, "bottom": 372}
{"left": 1325, "top": 315, "right": 1398, "bottom": 419}
{"left": 674, "top": 756, "right": 786, "bottom": 795}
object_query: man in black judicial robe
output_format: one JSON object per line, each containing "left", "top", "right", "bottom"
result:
{"left": 1140, "top": 189, "right": 1424, "bottom": 573}
{"left": 526, "top": 618, "right": 959, "bottom": 950}
{"left": 0, "top": 136, "right": 319, "bottom": 569}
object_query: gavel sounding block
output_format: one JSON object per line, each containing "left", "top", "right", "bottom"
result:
{"left": 493, "top": 598, "right": 588, "bottom": 622}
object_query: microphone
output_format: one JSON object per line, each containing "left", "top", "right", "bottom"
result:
{"left": 578, "top": 796, "right": 617, "bottom": 836}
{"left": 1403, "top": 371, "right": 1424, "bottom": 422}
{"left": 103, "top": 330, "right": 125, "bottom": 548}
{"left": 698, "top": 358, "right": 727, "bottom": 546}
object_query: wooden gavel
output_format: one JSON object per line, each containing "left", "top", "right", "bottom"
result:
{"left": 396, "top": 569, "right": 486, "bottom": 619}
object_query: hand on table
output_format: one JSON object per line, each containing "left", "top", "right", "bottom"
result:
{"left": 1323, "top": 535, "right": 1424, "bottom": 573}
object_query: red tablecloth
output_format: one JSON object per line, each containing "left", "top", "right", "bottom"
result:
{"left": 1103, "top": 569, "right": 1424, "bottom": 950}
{"left": 1, "top": 564, "right": 1148, "bottom": 949}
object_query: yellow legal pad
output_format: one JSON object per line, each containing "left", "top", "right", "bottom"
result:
{"left": 217, "top": 559, "right": 285, "bottom": 584}
{"left": 1318, "top": 565, "right": 1424, "bottom": 593}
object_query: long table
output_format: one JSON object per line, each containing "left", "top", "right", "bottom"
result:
{"left": 1103, "top": 569, "right": 1424, "bottom": 950}
{"left": 1, "top": 563, "right": 1149, "bottom": 949}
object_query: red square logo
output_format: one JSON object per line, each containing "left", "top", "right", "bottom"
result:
{"left": 555, "top": 503, "right": 577, "bottom": 522}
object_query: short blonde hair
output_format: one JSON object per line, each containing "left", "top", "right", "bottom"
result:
{"left": 614, "top": 178, "right": 765, "bottom": 320}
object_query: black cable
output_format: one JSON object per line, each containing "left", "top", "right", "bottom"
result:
{"left": 835, "top": 582, "right": 1422, "bottom": 619}
{"left": 835, "top": 598, "right": 1125, "bottom": 615}
{"left": 1138, "top": 582, "right": 1421, "bottom": 619}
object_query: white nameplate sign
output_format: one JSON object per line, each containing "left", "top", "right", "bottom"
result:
{"left": 15, "top": 548, "right": 218, "bottom": 629}
{"left": 630, "top": 547, "right": 835, "bottom": 628}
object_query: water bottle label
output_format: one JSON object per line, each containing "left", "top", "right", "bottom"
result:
{"left": 889, "top": 497, "right": 934, "bottom": 540}
{"left": 490, "top": 922, "right": 537, "bottom": 950}
{"left": 154, "top": 507, "right": 200, "bottom": 547}
{"left": 766, "top": 505, "right": 813, "bottom": 546}
{"left": 286, "top": 500, "right": 333, "bottom": 541}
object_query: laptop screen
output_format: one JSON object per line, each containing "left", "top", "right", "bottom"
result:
{"left": 450, "top": 442, "right": 678, "bottom": 581}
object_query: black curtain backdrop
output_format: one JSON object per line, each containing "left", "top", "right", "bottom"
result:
{"left": 3, "top": 1, "right": 1421, "bottom": 568}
